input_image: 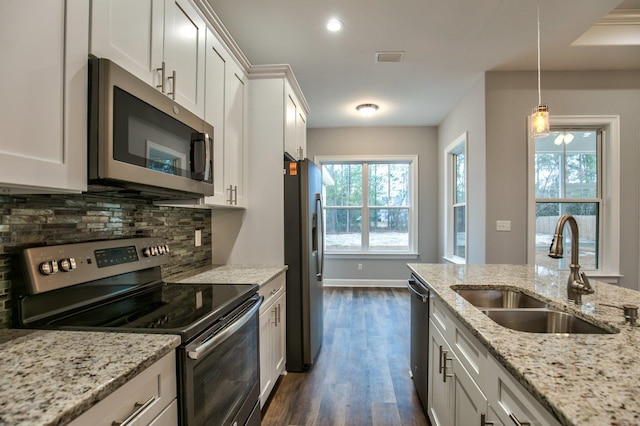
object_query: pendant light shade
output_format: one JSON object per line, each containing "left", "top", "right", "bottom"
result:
{"left": 531, "top": 104, "right": 549, "bottom": 138}
{"left": 530, "top": 4, "right": 549, "bottom": 138}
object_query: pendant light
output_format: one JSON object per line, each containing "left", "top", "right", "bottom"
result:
{"left": 531, "top": 4, "right": 549, "bottom": 138}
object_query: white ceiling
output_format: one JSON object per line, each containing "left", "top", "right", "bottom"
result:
{"left": 206, "top": 0, "right": 640, "bottom": 128}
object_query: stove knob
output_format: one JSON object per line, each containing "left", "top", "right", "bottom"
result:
{"left": 163, "top": 244, "right": 170, "bottom": 254}
{"left": 142, "top": 247, "right": 152, "bottom": 257}
{"left": 39, "top": 260, "right": 59, "bottom": 275}
{"left": 157, "top": 245, "right": 165, "bottom": 255}
{"left": 151, "top": 246, "right": 158, "bottom": 256}
{"left": 59, "top": 257, "right": 77, "bottom": 272}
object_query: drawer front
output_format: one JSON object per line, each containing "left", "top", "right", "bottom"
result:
{"left": 259, "top": 272, "right": 286, "bottom": 313}
{"left": 69, "top": 351, "right": 177, "bottom": 426}
{"left": 448, "top": 314, "right": 486, "bottom": 385}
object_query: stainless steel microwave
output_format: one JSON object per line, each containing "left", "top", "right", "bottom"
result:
{"left": 88, "top": 57, "right": 214, "bottom": 199}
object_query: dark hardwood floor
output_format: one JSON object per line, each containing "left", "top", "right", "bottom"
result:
{"left": 261, "top": 287, "right": 430, "bottom": 426}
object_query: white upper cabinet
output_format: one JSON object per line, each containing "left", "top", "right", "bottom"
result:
{"left": 91, "top": 0, "right": 206, "bottom": 117}
{"left": 203, "top": 28, "right": 227, "bottom": 205}
{"left": 163, "top": 0, "right": 206, "bottom": 117}
{"left": 284, "top": 81, "right": 307, "bottom": 158}
{"left": 0, "top": 0, "right": 88, "bottom": 193}
{"left": 90, "top": 0, "right": 163, "bottom": 86}
{"left": 223, "top": 60, "right": 247, "bottom": 207}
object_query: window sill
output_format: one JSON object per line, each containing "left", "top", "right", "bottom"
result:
{"left": 442, "top": 256, "right": 466, "bottom": 265}
{"left": 325, "top": 252, "right": 420, "bottom": 260}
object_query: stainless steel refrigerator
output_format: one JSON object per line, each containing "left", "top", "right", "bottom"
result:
{"left": 284, "top": 157, "right": 325, "bottom": 371}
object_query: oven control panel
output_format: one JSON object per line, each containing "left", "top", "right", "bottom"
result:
{"left": 20, "top": 238, "right": 170, "bottom": 295}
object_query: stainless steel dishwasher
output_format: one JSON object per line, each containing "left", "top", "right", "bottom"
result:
{"left": 408, "top": 275, "right": 430, "bottom": 413}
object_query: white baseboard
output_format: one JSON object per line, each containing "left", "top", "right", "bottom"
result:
{"left": 323, "top": 279, "right": 406, "bottom": 288}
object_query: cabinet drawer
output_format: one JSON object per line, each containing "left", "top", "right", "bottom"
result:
{"left": 447, "top": 313, "right": 486, "bottom": 385}
{"left": 259, "top": 272, "right": 286, "bottom": 313}
{"left": 487, "top": 354, "right": 561, "bottom": 426}
{"left": 69, "top": 351, "right": 177, "bottom": 426}
{"left": 430, "top": 296, "right": 448, "bottom": 335}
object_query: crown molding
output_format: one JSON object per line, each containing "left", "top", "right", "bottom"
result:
{"left": 249, "top": 64, "right": 310, "bottom": 115}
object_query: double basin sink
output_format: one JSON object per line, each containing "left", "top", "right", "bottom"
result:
{"left": 453, "top": 288, "right": 615, "bottom": 334}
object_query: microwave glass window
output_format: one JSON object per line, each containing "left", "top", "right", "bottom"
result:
{"left": 113, "top": 87, "right": 195, "bottom": 178}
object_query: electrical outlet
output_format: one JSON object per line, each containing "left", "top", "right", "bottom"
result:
{"left": 496, "top": 220, "right": 511, "bottom": 232}
{"left": 357, "top": 263, "right": 363, "bottom": 271}
{"left": 195, "top": 229, "right": 202, "bottom": 247}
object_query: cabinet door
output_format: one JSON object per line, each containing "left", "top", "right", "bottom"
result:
{"left": 0, "top": 0, "right": 88, "bottom": 193}
{"left": 296, "top": 110, "right": 307, "bottom": 159}
{"left": 259, "top": 305, "right": 274, "bottom": 407}
{"left": 90, "top": 0, "right": 164, "bottom": 87}
{"left": 203, "top": 29, "right": 227, "bottom": 205}
{"left": 163, "top": 0, "right": 206, "bottom": 117}
{"left": 284, "top": 93, "right": 298, "bottom": 157}
{"left": 428, "top": 321, "right": 453, "bottom": 426}
{"left": 224, "top": 61, "right": 247, "bottom": 207}
{"left": 273, "top": 292, "right": 286, "bottom": 376}
{"left": 452, "top": 358, "right": 487, "bottom": 426}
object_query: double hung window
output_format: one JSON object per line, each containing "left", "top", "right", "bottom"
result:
{"left": 528, "top": 116, "right": 620, "bottom": 279}
{"left": 317, "top": 156, "right": 417, "bottom": 255}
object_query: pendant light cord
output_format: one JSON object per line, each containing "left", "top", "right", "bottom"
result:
{"left": 537, "top": 3, "right": 542, "bottom": 105}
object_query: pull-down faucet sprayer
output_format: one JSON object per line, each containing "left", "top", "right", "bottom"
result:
{"left": 548, "top": 214, "right": 594, "bottom": 304}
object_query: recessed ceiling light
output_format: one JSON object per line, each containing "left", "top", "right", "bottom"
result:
{"left": 326, "top": 18, "right": 343, "bottom": 32}
{"left": 356, "top": 103, "right": 379, "bottom": 117}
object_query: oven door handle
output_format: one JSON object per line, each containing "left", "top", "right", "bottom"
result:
{"left": 187, "top": 297, "right": 262, "bottom": 360}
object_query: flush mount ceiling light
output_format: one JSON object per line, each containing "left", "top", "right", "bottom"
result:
{"left": 530, "top": 4, "right": 550, "bottom": 138}
{"left": 554, "top": 132, "right": 575, "bottom": 145}
{"left": 356, "top": 103, "right": 379, "bottom": 117}
{"left": 326, "top": 18, "right": 343, "bottom": 32}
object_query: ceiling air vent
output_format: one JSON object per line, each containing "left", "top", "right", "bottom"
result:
{"left": 375, "top": 51, "right": 404, "bottom": 63}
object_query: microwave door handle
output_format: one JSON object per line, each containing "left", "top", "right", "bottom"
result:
{"left": 190, "top": 133, "right": 207, "bottom": 181}
{"left": 187, "top": 297, "right": 262, "bottom": 360}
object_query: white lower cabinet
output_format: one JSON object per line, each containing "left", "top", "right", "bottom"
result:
{"left": 258, "top": 272, "right": 286, "bottom": 407}
{"left": 428, "top": 320, "right": 487, "bottom": 426}
{"left": 428, "top": 295, "right": 561, "bottom": 426}
{"left": 69, "top": 351, "right": 177, "bottom": 426}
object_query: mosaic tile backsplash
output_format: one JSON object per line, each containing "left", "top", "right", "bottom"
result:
{"left": 0, "top": 193, "right": 212, "bottom": 328}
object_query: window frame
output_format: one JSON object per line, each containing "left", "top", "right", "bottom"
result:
{"left": 315, "top": 155, "right": 419, "bottom": 258}
{"left": 443, "top": 132, "right": 468, "bottom": 264}
{"left": 527, "top": 115, "right": 620, "bottom": 281}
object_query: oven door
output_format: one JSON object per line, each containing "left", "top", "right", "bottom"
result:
{"left": 180, "top": 295, "right": 262, "bottom": 426}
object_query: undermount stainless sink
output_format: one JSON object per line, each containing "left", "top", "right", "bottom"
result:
{"left": 453, "top": 288, "right": 548, "bottom": 309}
{"left": 452, "top": 287, "right": 616, "bottom": 334}
{"left": 482, "top": 309, "right": 616, "bottom": 334}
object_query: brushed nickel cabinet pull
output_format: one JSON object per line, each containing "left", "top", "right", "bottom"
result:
{"left": 480, "top": 413, "right": 495, "bottom": 426}
{"left": 156, "top": 62, "right": 166, "bottom": 93}
{"left": 167, "top": 70, "right": 176, "bottom": 100}
{"left": 111, "top": 396, "right": 155, "bottom": 426}
{"left": 442, "top": 351, "right": 453, "bottom": 383}
{"left": 508, "top": 413, "right": 531, "bottom": 426}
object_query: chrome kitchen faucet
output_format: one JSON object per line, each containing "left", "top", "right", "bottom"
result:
{"left": 548, "top": 214, "right": 594, "bottom": 304}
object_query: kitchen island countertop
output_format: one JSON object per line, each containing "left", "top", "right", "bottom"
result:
{"left": 0, "top": 329, "right": 179, "bottom": 425}
{"left": 408, "top": 263, "right": 640, "bottom": 426}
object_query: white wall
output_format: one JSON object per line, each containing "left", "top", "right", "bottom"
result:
{"left": 484, "top": 70, "right": 640, "bottom": 289}
{"left": 307, "top": 126, "right": 439, "bottom": 284}
{"left": 438, "top": 75, "right": 487, "bottom": 264}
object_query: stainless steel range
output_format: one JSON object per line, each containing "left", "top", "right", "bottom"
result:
{"left": 12, "top": 237, "right": 262, "bottom": 426}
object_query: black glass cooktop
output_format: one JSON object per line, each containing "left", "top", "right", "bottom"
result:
{"left": 48, "top": 282, "right": 258, "bottom": 342}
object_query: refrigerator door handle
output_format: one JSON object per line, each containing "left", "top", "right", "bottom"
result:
{"left": 315, "top": 193, "right": 324, "bottom": 280}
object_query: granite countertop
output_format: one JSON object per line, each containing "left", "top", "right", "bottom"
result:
{"left": 167, "top": 264, "right": 287, "bottom": 287}
{"left": 0, "top": 329, "right": 180, "bottom": 426}
{"left": 408, "top": 263, "right": 640, "bottom": 426}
